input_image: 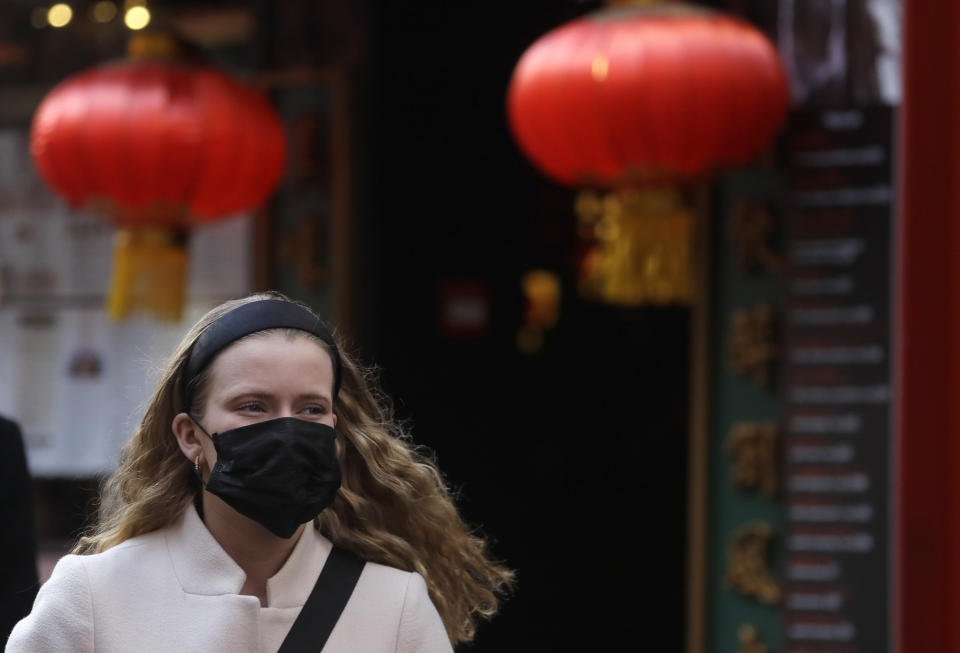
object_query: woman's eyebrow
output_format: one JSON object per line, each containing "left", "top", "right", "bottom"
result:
{"left": 223, "top": 388, "right": 274, "bottom": 400}
{"left": 297, "top": 392, "right": 332, "bottom": 403}
{"left": 225, "top": 390, "right": 331, "bottom": 401}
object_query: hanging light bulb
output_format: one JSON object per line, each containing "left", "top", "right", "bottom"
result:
{"left": 124, "top": 5, "right": 151, "bottom": 30}
{"left": 47, "top": 4, "right": 74, "bottom": 28}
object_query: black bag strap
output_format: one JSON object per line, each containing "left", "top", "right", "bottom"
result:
{"left": 278, "top": 546, "right": 366, "bottom": 653}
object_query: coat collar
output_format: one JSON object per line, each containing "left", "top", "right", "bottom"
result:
{"left": 166, "top": 505, "right": 332, "bottom": 608}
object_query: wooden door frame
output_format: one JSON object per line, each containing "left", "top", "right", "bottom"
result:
{"left": 894, "top": 1, "right": 960, "bottom": 650}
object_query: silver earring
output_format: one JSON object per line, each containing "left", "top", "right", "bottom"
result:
{"left": 195, "top": 456, "right": 200, "bottom": 473}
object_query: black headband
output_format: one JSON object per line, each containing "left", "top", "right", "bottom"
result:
{"left": 181, "top": 299, "right": 341, "bottom": 409}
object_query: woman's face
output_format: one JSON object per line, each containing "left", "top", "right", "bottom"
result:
{"left": 195, "top": 332, "right": 337, "bottom": 466}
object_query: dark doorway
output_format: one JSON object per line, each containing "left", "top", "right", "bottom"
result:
{"left": 361, "top": 1, "right": 691, "bottom": 648}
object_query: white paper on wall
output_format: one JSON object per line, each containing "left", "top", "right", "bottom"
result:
{"left": 0, "top": 129, "right": 253, "bottom": 478}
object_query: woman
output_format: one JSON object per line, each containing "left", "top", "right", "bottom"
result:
{"left": 8, "top": 293, "right": 513, "bottom": 652}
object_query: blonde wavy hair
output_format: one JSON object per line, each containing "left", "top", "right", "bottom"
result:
{"left": 74, "top": 292, "right": 514, "bottom": 645}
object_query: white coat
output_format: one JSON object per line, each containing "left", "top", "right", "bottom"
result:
{"left": 6, "top": 506, "right": 453, "bottom": 653}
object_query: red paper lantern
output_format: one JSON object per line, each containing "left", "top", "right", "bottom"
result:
{"left": 506, "top": 3, "right": 789, "bottom": 188}
{"left": 31, "top": 61, "right": 286, "bottom": 225}
{"left": 29, "top": 55, "right": 287, "bottom": 319}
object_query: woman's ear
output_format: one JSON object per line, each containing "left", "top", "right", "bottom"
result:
{"left": 171, "top": 413, "right": 204, "bottom": 462}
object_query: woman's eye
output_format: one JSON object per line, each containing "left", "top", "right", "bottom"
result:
{"left": 303, "top": 405, "right": 328, "bottom": 416}
{"left": 238, "top": 403, "right": 265, "bottom": 412}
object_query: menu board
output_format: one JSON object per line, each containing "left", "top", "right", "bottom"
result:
{"left": 781, "top": 107, "right": 894, "bottom": 653}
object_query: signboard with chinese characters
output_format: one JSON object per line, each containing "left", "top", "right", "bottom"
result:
{"left": 780, "top": 106, "right": 894, "bottom": 653}
{"left": 705, "top": 167, "right": 786, "bottom": 653}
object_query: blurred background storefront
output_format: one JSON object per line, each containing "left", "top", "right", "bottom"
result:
{"left": 6, "top": 0, "right": 959, "bottom": 651}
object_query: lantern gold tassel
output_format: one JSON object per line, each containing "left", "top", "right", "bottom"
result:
{"left": 575, "top": 187, "right": 693, "bottom": 305}
{"left": 107, "top": 228, "right": 188, "bottom": 321}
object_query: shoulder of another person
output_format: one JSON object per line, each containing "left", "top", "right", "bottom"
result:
{"left": 0, "top": 415, "right": 23, "bottom": 445}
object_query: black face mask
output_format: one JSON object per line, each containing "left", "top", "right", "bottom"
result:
{"left": 192, "top": 416, "right": 341, "bottom": 538}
